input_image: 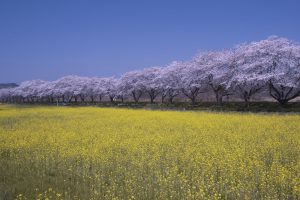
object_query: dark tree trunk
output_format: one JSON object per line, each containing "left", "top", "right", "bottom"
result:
{"left": 132, "top": 91, "right": 142, "bottom": 103}
{"left": 237, "top": 85, "right": 263, "bottom": 108}
{"left": 210, "top": 84, "right": 225, "bottom": 105}
{"left": 147, "top": 89, "right": 159, "bottom": 104}
{"left": 91, "top": 96, "right": 94, "bottom": 103}
{"left": 269, "top": 82, "right": 300, "bottom": 106}
{"left": 191, "top": 96, "right": 196, "bottom": 105}
{"left": 167, "top": 89, "right": 178, "bottom": 104}
{"left": 109, "top": 96, "right": 114, "bottom": 103}
{"left": 79, "top": 95, "right": 85, "bottom": 103}
{"left": 149, "top": 95, "right": 155, "bottom": 103}
{"left": 49, "top": 96, "right": 54, "bottom": 103}
{"left": 182, "top": 88, "right": 200, "bottom": 105}
{"left": 161, "top": 93, "right": 167, "bottom": 103}
{"left": 215, "top": 92, "right": 223, "bottom": 105}
{"left": 243, "top": 94, "right": 250, "bottom": 108}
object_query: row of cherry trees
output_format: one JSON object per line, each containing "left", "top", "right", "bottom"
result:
{"left": 1, "top": 36, "right": 300, "bottom": 105}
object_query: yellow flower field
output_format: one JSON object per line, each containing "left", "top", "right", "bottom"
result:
{"left": 0, "top": 104, "right": 300, "bottom": 199}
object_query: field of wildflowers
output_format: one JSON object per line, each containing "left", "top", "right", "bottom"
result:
{"left": 0, "top": 104, "right": 300, "bottom": 199}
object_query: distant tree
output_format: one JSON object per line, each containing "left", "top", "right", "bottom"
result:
{"left": 156, "top": 62, "right": 182, "bottom": 103}
{"left": 193, "top": 50, "right": 236, "bottom": 104}
{"left": 120, "top": 71, "right": 145, "bottom": 103}
{"left": 102, "top": 77, "right": 119, "bottom": 103}
{"left": 10, "top": 80, "right": 49, "bottom": 103}
{"left": 0, "top": 83, "right": 18, "bottom": 89}
{"left": 177, "top": 61, "right": 205, "bottom": 105}
{"left": 52, "top": 75, "right": 81, "bottom": 103}
{"left": 88, "top": 77, "right": 106, "bottom": 103}
{"left": 140, "top": 67, "right": 162, "bottom": 103}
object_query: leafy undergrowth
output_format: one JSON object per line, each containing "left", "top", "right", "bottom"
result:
{"left": 0, "top": 104, "right": 300, "bottom": 199}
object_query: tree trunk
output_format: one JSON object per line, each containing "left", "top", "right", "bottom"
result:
{"left": 132, "top": 91, "right": 142, "bottom": 103}
{"left": 161, "top": 95, "right": 166, "bottom": 103}
{"left": 182, "top": 88, "right": 199, "bottom": 105}
{"left": 191, "top": 96, "right": 196, "bottom": 105}
{"left": 169, "top": 96, "right": 174, "bottom": 103}
{"left": 150, "top": 95, "right": 154, "bottom": 104}
{"left": 269, "top": 82, "right": 299, "bottom": 106}
{"left": 147, "top": 90, "right": 158, "bottom": 104}
{"left": 109, "top": 96, "right": 114, "bottom": 103}
{"left": 244, "top": 96, "right": 250, "bottom": 108}
{"left": 214, "top": 89, "right": 224, "bottom": 105}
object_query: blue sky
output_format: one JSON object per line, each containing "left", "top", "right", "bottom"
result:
{"left": 0, "top": 0, "right": 299, "bottom": 83}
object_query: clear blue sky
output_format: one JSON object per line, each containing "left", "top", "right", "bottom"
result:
{"left": 0, "top": 0, "right": 299, "bottom": 83}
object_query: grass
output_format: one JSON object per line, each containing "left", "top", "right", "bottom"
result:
{"left": 9, "top": 101, "right": 300, "bottom": 113}
{"left": 0, "top": 104, "right": 300, "bottom": 199}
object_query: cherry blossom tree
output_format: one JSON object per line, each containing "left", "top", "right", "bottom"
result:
{"left": 233, "top": 36, "right": 300, "bottom": 105}
{"left": 102, "top": 77, "right": 119, "bottom": 103}
{"left": 120, "top": 70, "right": 145, "bottom": 103}
{"left": 156, "top": 62, "right": 182, "bottom": 103}
{"left": 37, "top": 81, "right": 56, "bottom": 103}
{"left": 140, "top": 67, "right": 162, "bottom": 103}
{"left": 88, "top": 77, "right": 106, "bottom": 103}
{"left": 51, "top": 75, "right": 84, "bottom": 103}
{"left": 10, "top": 80, "right": 49, "bottom": 103}
{"left": 230, "top": 44, "right": 267, "bottom": 105}
{"left": 193, "top": 50, "right": 236, "bottom": 104}
{"left": 75, "top": 77, "right": 93, "bottom": 103}
{"left": 177, "top": 61, "right": 205, "bottom": 104}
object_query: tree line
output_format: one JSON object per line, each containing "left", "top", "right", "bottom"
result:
{"left": 1, "top": 36, "right": 300, "bottom": 106}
